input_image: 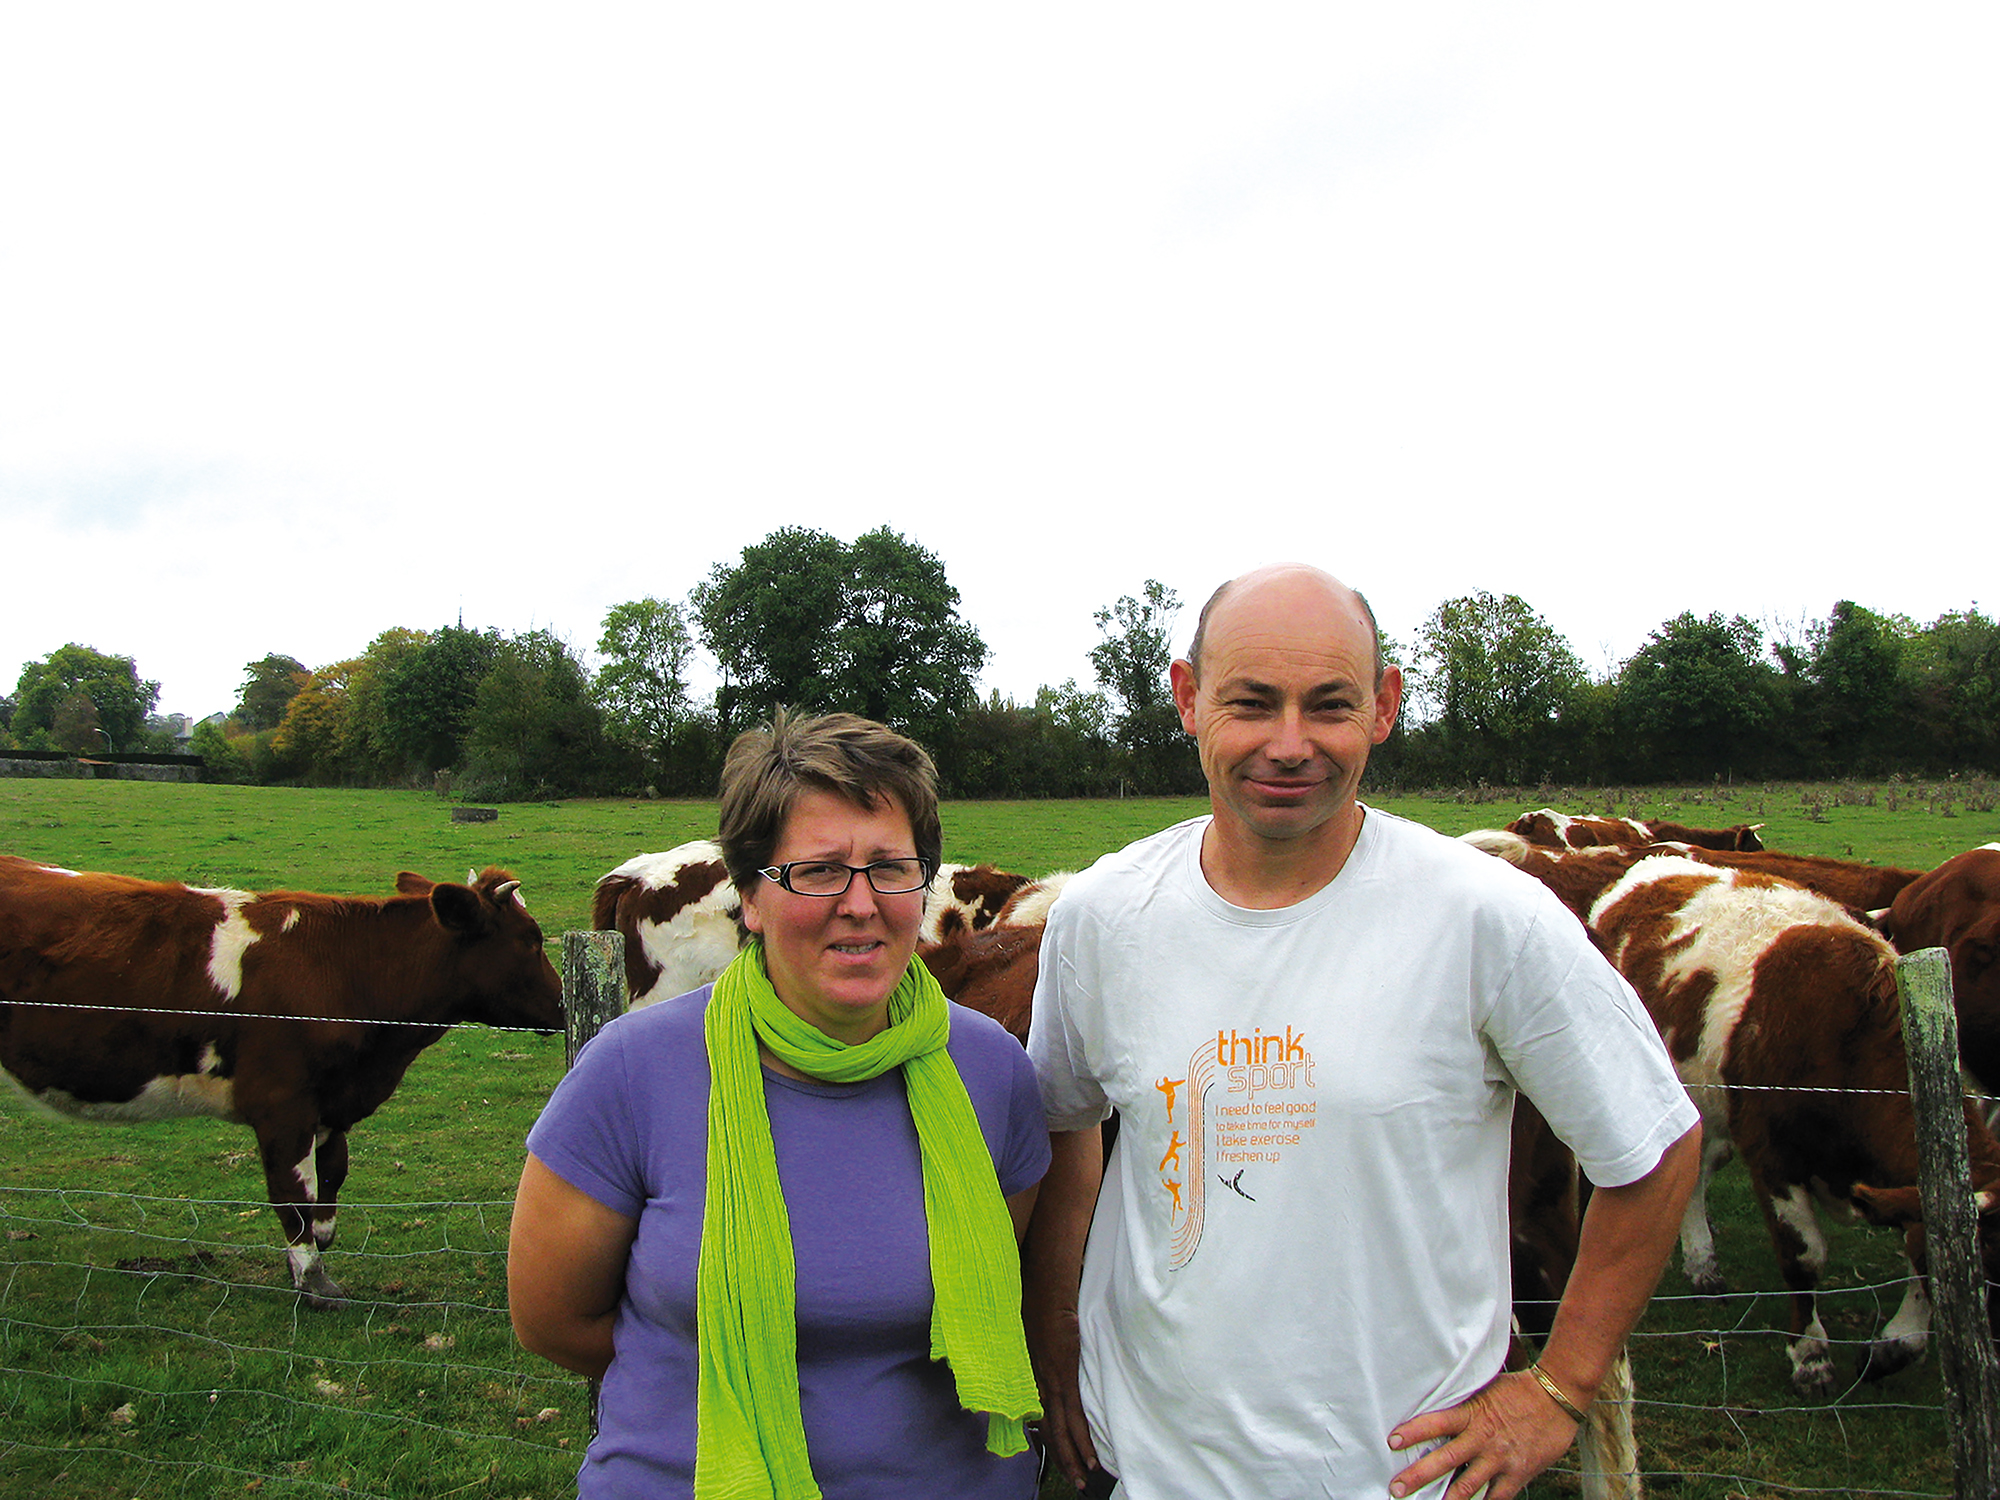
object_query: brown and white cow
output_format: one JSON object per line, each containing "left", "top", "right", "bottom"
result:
{"left": 1583, "top": 853, "right": 2000, "bottom": 1393}
{"left": 592, "top": 843, "right": 742, "bottom": 1008}
{"left": 1676, "top": 847, "right": 1925, "bottom": 916}
{"left": 1876, "top": 843, "right": 2000, "bottom": 1105}
{"left": 0, "top": 857, "right": 564, "bottom": 1309}
{"left": 594, "top": 840, "right": 1035, "bottom": 1008}
{"left": 1470, "top": 828, "right": 1924, "bottom": 921}
{"left": 1508, "top": 809, "right": 1656, "bottom": 850}
{"left": 919, "top": 920, "right": 1044, "bottom": 1042}
{"left": 1506, "top": 808, "right": 1765, "bottom": 853}
{"left": 910, "top": 873, "right": 1072, "bottom": 1041}
{"left": 1642, "top": 819, "right": 1765, "bottom": 852}
{"left": 1459, "top": 831, "right": 1646, "bottom": 924}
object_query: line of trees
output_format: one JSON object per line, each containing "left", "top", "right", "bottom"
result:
{"left": 4, "top": 533, "right": 1996, "bottom": 798}
{"left": 1383, "top": 593, "right": 2000, "bottom": 788}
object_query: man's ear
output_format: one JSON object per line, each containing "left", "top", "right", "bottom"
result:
{"left": 1372, "top": 664, "right": 1404, "bottom": 744}
{"left": 1170, "top": 658, "right": 1200, "bottom": 735}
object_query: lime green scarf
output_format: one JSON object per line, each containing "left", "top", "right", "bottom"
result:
{"left": 694, "top": 940, "right": 1039, "bottom": 1499}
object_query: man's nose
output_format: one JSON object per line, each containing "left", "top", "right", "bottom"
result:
{"left": 1267, "top": 706, "right": 1312, "bottom": 762}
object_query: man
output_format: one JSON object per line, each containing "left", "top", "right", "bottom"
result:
{"left": 1023, "top": 563, "right": 1699, "bottom": 1500}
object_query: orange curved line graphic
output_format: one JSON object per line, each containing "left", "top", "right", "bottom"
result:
{"left": 1170, "top": 1049, "right": 1215, "bottom": 1269}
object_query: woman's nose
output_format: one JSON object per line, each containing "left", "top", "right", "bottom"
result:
{"left": 834, "top": 870, "right": 881, "bottom": 916}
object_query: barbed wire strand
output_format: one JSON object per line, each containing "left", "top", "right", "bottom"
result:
{"left": 0, "top": 1247, "right": 1964, "bottom": 1498}
{"left": 0, "top": 993, "right": 561, "bottom": 1031}
{"left": 4, "top": 1003, "right": 1990, "bottom": 1497}
{"left": 6, "top": 998, "right": 1995, "bottom": 1107}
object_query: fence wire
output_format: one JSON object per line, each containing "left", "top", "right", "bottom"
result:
{"left": 1, "top": 995, "right": 1992, "bottom": 1496}
{"left": 2, "top": 1173, "right": 1985, "bottom": 1499}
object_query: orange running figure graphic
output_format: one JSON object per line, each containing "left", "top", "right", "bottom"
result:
{"left": 1158, "top": 1131, "right": 1184, "bottom": 1174}
{"left": 1163, "top": 1177, "right": 1183, "bottom": 1215}
{"left": 1155, "top": 1075, "right": 1185, "bottom": 1123}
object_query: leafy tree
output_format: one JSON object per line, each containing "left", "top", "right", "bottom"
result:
{"left": 693, "top": 527, "right": 847, "bottom": 734}
{"left": 949, "top": 683, "right": 1119, "bottom": 798}
{"left": 12, "top": 644, "right": 160, "bottom": 752}
{"left": 1033, "top": 680, "right": 1120, "bottom": 796}
{"left": 1406, "top": 592, "right": 1587, "bottom": 782}
{"left": 270, "top": 661, "right": 360, "bottom": 783}
{"left": 463, "top": 630, "right": 626, "bottom": 799}
{"left": 1801, "top": 601, "right": 1909, "bottom": 775}
{"left": 839, "top": 527, "right": 989, "bottom": 751}
{"left": 380, "top": 624, "right": 502, "bottom": 773}
{"left": 1900, "top": 607, "right": 2000, "bottom": 772}
{"left": 235, "top": 654, "right": 310, "bottom": 732}
{"left": 692, "top": 527, "right": 987, "bottom": 756}
{"left": 1089, "top": 580, "right": 1198, "bottom": 793}
{"left": 188, "top": 718, "right": 251, "bottom": 783}
{"left": 1615, "top": 612, "right": 1779, "bottom": 780}
{"left": 49, "top": 690, "right": 106, "bottom": 755}
{"left": 342, "top": 628, "right": 431, "bottom": 782}
{"left": 596, "top": 597, "right": 699, "bottom": 757}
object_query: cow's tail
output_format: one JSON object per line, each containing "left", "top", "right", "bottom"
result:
{"left": 590, "top": 874, "right": 629, "bottom": 933}
{"left": 1577, "top": 1348, "right": 1642, "bottom": 1499}
{"left": 1862, "top": 942, "right": 1905, "bottom": 1025}
{"left": 1460, "top": 829, "right": 1532, "bottom": 865}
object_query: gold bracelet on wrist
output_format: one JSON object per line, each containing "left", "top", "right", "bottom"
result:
{"left": 1528, "top": 1362, "right": 1588, "bottom": 1423}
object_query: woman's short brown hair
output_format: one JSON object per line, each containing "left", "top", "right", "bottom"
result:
{"left": 716, "top": 710, "right": 943, "bottom": 893}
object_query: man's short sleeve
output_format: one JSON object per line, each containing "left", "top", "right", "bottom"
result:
{"left": 1026, "top": 902, "right": 1114, "bottom": 1132}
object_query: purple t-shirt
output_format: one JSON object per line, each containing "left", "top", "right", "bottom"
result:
{"left": 526, "top": 984, "right": 1050, "bottom": 1499}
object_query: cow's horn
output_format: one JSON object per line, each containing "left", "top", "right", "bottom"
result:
{"left": 494, "top": 880, "right": 522, "bottom": 904}
{"left": 467, "top": 867, "right": 479, "bottom": 885}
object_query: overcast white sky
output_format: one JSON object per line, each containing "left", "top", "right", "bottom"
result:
{"left": 4, "top": 5, "right": 1993, "bottom": 722}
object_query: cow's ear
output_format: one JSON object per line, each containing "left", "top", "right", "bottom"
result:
{"left": 429, "top": 880, "right": 486, "bottom": 935}
{"left": 1852, "top": 1183, "right": 1923, "bottom": 1229}
{"left": 1965, "top": 934, "right": 1998, "bottom": 983}
{"left": 396, "top": 872, "right": 434, "bottom": 896}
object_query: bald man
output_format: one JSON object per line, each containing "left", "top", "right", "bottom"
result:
{"left": 1023, "top": 564, "right": 1699, "bottom": 1500}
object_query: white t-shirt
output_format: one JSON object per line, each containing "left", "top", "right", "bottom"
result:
{"left": 1027, "top": 809, "right": 1696, "bottom": 1500}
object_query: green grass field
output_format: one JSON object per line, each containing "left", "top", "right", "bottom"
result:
{"left": 1, "top": 776, "right": 1995, "bottom": 1497}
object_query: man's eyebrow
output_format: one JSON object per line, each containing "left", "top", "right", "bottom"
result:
{"left": 1215, "top": 675, "right": 1362, "bottom": 699}
{"left": 1214, "top": 676, "right": 1277, "bottom": 697}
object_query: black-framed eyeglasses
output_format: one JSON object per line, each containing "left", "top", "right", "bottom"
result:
{"left": 757, "top": 857, "right": 936, "bottom": 898}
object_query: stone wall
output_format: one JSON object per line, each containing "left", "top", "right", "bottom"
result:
{"left": 0, "top": 755, "right": 206, "bottom": 783}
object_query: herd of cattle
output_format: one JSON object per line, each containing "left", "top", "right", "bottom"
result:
{"left": 3, "top": 808, "right": 1999, "bottom": 1485}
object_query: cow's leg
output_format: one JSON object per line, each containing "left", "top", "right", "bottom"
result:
{"left": 1576, "top": 1348, "right": 1641, "bottom": 1500}
{"left": 1858, "top": 1258, "right": 1931, "bottom": 1382}
{"left": 1678, "top": 1130, "right": 1733, "bottom": 1295}
{"left": 310, "top": 1129, "right": 349, "bottom": 1257}
{"left": 257, "top": 1123, "right": 347, "bottom": 1310}
{"left": 1762, "top": 1181, "right": 1835, "bottom": 1394}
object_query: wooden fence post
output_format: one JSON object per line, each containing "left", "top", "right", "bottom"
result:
{"left": 560, "top": 930, "right": 626, "bottom": 1068}
{"left": 1894, "top": 946, "right": 2000, "bottom": 1500}
{"left": 556, "top": 928, "right": 627, "bottom": 1434}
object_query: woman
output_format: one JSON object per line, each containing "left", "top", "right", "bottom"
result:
{"left": 509, "top": 711, "right": 1048, "bottom": 1498}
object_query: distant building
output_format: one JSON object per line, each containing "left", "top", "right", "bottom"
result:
{"left": 147, "top": 712, "right": 196, "bottom": 746}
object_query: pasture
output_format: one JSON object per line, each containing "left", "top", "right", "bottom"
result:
{"left": 1, "top": 777, "right": 1995, "bottom": 1498}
